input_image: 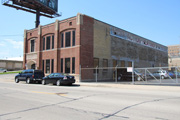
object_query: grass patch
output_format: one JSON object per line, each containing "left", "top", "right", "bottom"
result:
{"left": 0, "top": 71, "right": 22, "bottom": 75}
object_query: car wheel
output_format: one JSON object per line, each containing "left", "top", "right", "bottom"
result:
{"left": 42, "top": 80, "right": 46, "bottom": 85}
{"left": 15, "top": 77, "right": 19, "bottom": 83}
{"left": 26, "top": 78, "right": 31, "bottom": 84}
{"left": 56, "top": 80, "right": 61, "bottom": 86}
{"left": 161, "top": 75, "right": 165, "bottom": 79}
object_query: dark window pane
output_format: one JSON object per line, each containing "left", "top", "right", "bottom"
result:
{"left": 65, "top": 58, "right": 70, "bottom": 73}
{"left": 61, "top": 33, "right": 64, "bottom": 48}
{"left": 52, "top": 35, "right": 54, "bottom": 49}
{"left": 72, "top": 57, "right": 75, "bottom": 73}
{"left": 46, "top": 36, "right": 51, "bottom": 50}
{"left": 72, "top": 31, "right": 75, "bottom": 46}
{"left": 65, "top": 32, "right": 71, "bottom": 47}
{"left": 46, "top": 60, "right": 50, "bottom": 73}
{"left": 43, "top": 37, "right": 45, "bottom": 50}
{"left": 103, "top": 59, "right": 108, "bottom": 68}
{"left": 61, "top": 58, "right": 63, "bottom": 73}
{"left": 51, "top": 59, "right": 54, "bottom": 73}
{"left": 94, "top": 58, "right": 99, "bottom": 73}
{"left": 42, "top": 60, "right": 44, "bottom": 73}
{"left": 31, "top": 40, "right": 35, "bottom": 52}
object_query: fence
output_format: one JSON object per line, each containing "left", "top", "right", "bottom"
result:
{"left": 134, "top": 67, "right": 180, "bottom": 85}
{"left": 80, "top": 66, "right": 134, "bottom": 83}
{"left": 80, "top": 66, "right": 180, "bottom": 85}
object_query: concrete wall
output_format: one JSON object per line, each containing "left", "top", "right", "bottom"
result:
{"left": 0, "top": 60, "right": 23, "bottom": 70}
{"left": 93, "top": 20, "right": 111, "bottom": 59}
{"left": 93, "top": 19, "right": 168, "bottom": 68}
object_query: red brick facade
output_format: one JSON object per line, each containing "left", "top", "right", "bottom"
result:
{"left": 23, "top": 14, "right": 94, "bottom": 78}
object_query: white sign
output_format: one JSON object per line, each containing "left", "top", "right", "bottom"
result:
{"left": 127, "top": 67, "right": 133, "bottom": 72}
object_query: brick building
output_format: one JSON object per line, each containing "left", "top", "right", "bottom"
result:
{"left": 23, "top": 13, "right": 168, "bottom": 81}
{"left": 168, "top": 45, "right": 180, "bottom": 67}
{"left": 168, "top": 45, "right": 180, "bottom": 57}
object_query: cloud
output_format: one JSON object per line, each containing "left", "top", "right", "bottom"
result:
{"left": 5, "top": 39, "right": 23, "bottom": 49}
{"left": 0, "top": 42, "right": 5, "bottom": 46}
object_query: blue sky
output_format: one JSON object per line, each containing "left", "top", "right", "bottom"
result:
{"left": 0, "top": 0, "right": 180, "bottom": 60}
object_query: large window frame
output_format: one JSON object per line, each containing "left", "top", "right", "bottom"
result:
{"left": 65, "top": 58, "right": 70, "bottom": 73}
{"left": 30, "top": 39, "right": 35, "bottom": 52}
{"left": 46, "top": 59, "right": 50, "bottom": 73}
{"left": 51, "top": 59, "right": 54, "bottom": 73}
{"left": 72, "top": 31, "right": 75, "bottom": 46}
{"left": 72, "top": 57, "right": 75, "bottom": 74}
{"left": 46, "top": 36, "right": 51, "bottom": 50}
{"left": 61, "top": 33, "right": 64, "bottom": 48}
{"left": 103, "top": 59, "right": 108, "bottom": 71}
{"left": 61, "top": 58, "right": 63, "bottom": 73}
{"left": 52, "top": 35, "right": 54, "bottom": 49}
{"left": 65, "top": 32, "right": 71, "bottom": 47}
{"left": 43, "top": 37, "right": 45, "bottom": 50}
{"left": 94, "top": 58, "right": 99, "bottom": 73}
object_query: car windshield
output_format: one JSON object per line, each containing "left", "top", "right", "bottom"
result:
{"left": 48, "top": 73, "right": 54, "bottom": 77}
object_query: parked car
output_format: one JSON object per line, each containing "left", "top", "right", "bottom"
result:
{"left": 151, "top": 70, "right": 168, "bottom": 79}
{"left": 172, "top": 72, "right": 180, "bottom": 78}
{"left": 0, "top": 68, "right": 7, "bottom": 73}
{"left": 117, "top": 69, "right": 144, "bottom": 81}
{"left": 42, "top": 73, "right": 75, "bottom": 86}
{"left": 168, "top": 72, "right": 176, "bottom": 78}
{"left": 15, "top": 69, "right": 45, "bottom": 84}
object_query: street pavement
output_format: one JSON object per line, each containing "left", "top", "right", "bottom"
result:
{"left": 0, "top": 74, "right": 180, "bottom": 120}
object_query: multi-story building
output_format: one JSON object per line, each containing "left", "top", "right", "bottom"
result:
{"left": 168, "top": 45, "right": 180, "bottom": 57}
{"left": 168, "top": 45, "right": 180, "bottom": 67}
{"left": 23, "top": 13, "right": 168, "bottom": 81}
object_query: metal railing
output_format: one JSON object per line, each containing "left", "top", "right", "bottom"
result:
{"left": 80, "top": 66, "right": 180, "bottom": 85}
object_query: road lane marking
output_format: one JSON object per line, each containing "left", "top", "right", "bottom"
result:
{"left": 31, "top": 91, "right": 67, "bottom": 96}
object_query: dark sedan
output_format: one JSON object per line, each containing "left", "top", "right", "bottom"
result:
{"left": 42, "top": 73, "right": 75, "bottom": 86}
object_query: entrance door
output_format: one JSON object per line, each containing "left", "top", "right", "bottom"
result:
{"left": 31, "top": 64, "right": 36, "bottom": 69}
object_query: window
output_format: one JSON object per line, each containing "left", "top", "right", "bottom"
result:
{"left": 128, "top": 61, "right": 132, "bottom": 67}
{"left": 72, "top": 57, "right": 75, "bottom": 73}
{"left": 121, "top": 61, "right": 125, "bottom": 67}
{"left": 72, "top": 31, "right": 75, "bottom": 46}
{"left": 46, "top": 59, "right": 50, "bottom": 73}
{"left": 103, "top": 59, "right": 108, "bottom": 68}
{"left": 61, "top": 58, "right": 63, "bottom": 73}
{"left": 61, "top": 33, "right": 64, "bottom": 48}
{"left": 42, "top": 60, "right": 44, "bottom": 73}
{"left": 65, "top": 58, "right": 70, "bottom": 73}
{"left": 52, "top": 35, "right": 54, "bottom": 49}
{"left": 103, "top": 59, "right": 108, "bottom": 71}
{"left": 51, "top": 59, "right": 54, "bottom": 73}
{"left": 43, "top": 37, "right": 45, "bottom": 50}
{"left": 94, "top": 58, "right": 99, "bottom": 68}
{"left": 94, "top": 58, "right": 99, "bottom": 73}
{"left": 46, "top": 36, "right": 51, "bottom": 50}
{"left": 65, "top": 32, "right": 71, "bottom": 47}
{"left": 31, "top": 40, "right": 35, "bottom": 52}
{"left": 113, "top": 60, "right": 117, "bottom": 67}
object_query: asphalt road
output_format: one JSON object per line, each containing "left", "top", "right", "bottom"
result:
{"left": 0, "top": 74, "right": 180, "bottom": 120}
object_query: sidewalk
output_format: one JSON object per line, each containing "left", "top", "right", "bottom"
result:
{"left": 78, "top": 82, "right": 180, "bottom": 92}
{"left": 1, "top": 73, "right": 180, "bottom": 92}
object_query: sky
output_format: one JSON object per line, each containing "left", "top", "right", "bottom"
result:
{"left": 0, "top": 0, "right": 180, "bottom": 60}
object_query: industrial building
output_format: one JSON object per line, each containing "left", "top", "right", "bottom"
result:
{"left": 168, "top": 45, "right": 180, "bottom": 67}
{"left": 23, "top": 13, "right": 168, "bottom": 81}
